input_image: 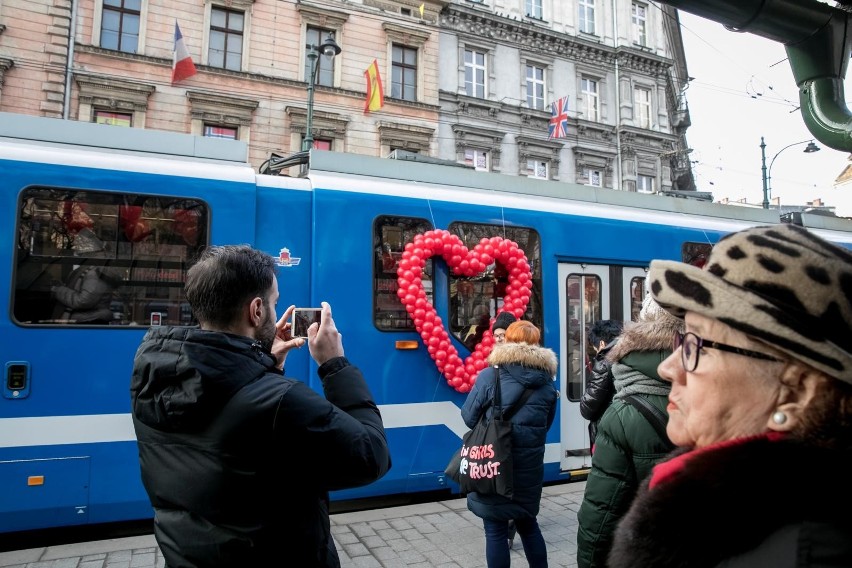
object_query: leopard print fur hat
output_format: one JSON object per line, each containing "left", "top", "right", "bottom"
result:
{"left": 648, "top": 224, "right": 852, "bottom": 384}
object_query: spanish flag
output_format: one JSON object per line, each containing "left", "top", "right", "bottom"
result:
{"left": 364, "top": 59, "right": 384, "bottom": 113}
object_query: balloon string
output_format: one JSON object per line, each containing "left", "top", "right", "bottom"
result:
{"left": 427, "top": 199, "right": 436, "bottom": 229}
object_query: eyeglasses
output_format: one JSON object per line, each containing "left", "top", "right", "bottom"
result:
{"left": 674, "top": 331, "right": 781, "bottom": 372}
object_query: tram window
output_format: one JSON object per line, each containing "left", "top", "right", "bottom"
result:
{"left": 446, "top": 222, "right": 543, "bottom": 350}
{"left": 629, "top": 276, "right": 645, "bottom": 322}
{"left": 682, "top": 241, "right": 712, "bottom": 268}
{"left": 373, "top": 216, "right": 433, "bottom": 331}
{"left": 566, "top": 273, "right": 602, "bottom": 402}
{"left": 13, "top": 187, "right": 208, "bottom": 327}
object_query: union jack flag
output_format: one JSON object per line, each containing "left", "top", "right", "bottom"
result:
{"left": 548, "top": 96, "right": 570, "bottom": 140}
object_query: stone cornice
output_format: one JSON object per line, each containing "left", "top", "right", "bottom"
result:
{"left": 616, "top": 46, "right": 672, "bottom": 77}
{"left": 0, "top": 57, "right": 13, "bottom": 87}
{"left": 383, "top": 22, "right": 431, "bottom": 46}
{"left": 515, "top": 134, "right": 565, "bottom": 152}
{"left": 186, "top": 90, "right": 259, "bottom": 124}
{"left": 297, "top": 2, "right": 350, "bottom": 28}
{"left": 442, "top": 4, "right": 675, "bottom": 72}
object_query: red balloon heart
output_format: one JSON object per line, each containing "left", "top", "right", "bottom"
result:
{"left": 396, "top": 229, "right": 532, "bottom": 393}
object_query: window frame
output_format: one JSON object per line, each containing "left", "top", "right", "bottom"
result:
{"left": 99, "top": 0, "right": 141, "bottom": 53}
{"left": 526, "top": 64, "right": 545, "bottom": 110}
{"left": 94, "top": 109, "right": 133, "bottom": 127}
{"left": 203, "top": 124, "right": 238, "bottom": 139}
{"left": 391, "top": 43, "right": 418, "bottom": 102}
{"left": 464, "top": 148, "right": 490, "bottom": 172}
{"left": 464, "top": 48, "right": 487, "bottom": 99}
{"left": 579, "top": 0, "right": 596, "bottom": 35}
{"left": 373, "top": 215, "right": 434, "bottom": 331}
{"left": 580, "top": 76, "right": 600, "bottom": 122}
{"left": 637, "top": 174, "right": 654, "bottom": 193}
{"left": 13, "top": 187, "right": 209, "bottom": 328}
{"left": 446, "top": 222, "right": 544, "bottom": 348}
{"left": 585, "top": 168, "right": 603, "bottom": 187}
{"left": 525, "top": 0, "right": 543, "bottom": 19}
{"left": 304, "top": 25, "right": 337, "bottom": 87}
{"left": 634, "top": 85, "right": 652, "bottom": 129}
{"left": 207, "top": 6, "right": 245, "bottom": 72}
{"left": 527, "top": 159, "right": 550, "bottom": 180}
{"left": 632, "top": 2, "right": 648, "bottom": 46}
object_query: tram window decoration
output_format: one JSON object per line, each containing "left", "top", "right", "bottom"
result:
{"left": 13, "top": 187, "right": 208, "bottom": 327}
{"left": 374, "top": 216, "right": 434, "bottom": 331}
{"left": 396, "top": 225, "right": 541, "bottom": 393}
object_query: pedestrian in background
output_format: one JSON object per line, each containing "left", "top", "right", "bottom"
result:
{"left": 490, "top": 311, "right": 517, "bottom": 344}
{"left": 130, "top": 245, "right": 391, "bottom": 568}
{"left": 609, "top": 224, "right": 852, "bottom": 567}
{"left": 579, "top": 319, "right": 624, "bottom": 452}
{"left": 462, "top": 320, "right": 559, "bottom": 568}
{"left": 576, "top": 295, "right": 682, "bottom": 567}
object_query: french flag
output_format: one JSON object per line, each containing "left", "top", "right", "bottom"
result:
{"left": 171, "top": 22, "right": 197, "bottom": 84}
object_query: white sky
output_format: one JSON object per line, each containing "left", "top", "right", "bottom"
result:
{"left": 677, "top": 11, "right": 852, "bottom": 216}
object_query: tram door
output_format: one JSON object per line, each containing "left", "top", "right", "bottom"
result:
{"left": 557, "top": 264, "right": 610, "bottom": 472}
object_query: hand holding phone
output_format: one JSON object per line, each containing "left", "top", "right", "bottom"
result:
{"left": 291, "top": 308, "right": 322, "bottom": 339}
{"left": 307, "top": 302, "right": 344, "bottom": 365}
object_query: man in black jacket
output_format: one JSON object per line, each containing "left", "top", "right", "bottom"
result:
{"left": 130, "top": 245, "right": 391, "bottom": 567}
{"left": 579, "top": 319, "right": 624, "bottom": 452}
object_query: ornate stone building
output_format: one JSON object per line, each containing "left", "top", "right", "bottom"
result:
{"left": 437, "top": 0, "right": 694, "bottom": 192}
{"left": 0, "top": 0, "right": 693, "bottom": 191}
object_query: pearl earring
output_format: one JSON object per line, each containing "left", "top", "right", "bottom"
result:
{"left": 772, "top": 411, "right": 787, "bottom": 425}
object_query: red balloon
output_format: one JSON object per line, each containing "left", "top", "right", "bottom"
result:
{"left": 474, "top": 359, "right": 487, "bottom": 371}
{"left": 435, "top": 350, "right": 447, "bottom": 361}
{"left": 459, "top": 384, "right": 471, "bottom": 393}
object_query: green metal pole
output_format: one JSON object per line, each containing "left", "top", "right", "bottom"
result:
{"left": 302, "top": 49, "right": 318, "bottom": 152}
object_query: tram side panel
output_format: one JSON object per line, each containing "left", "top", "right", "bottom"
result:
{"left": 0, "top": 150, "right": 259, "bottom": 532}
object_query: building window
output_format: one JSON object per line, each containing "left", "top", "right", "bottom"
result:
{"left": 527, "top": 159, "right": 549, "bottom": 180}
{"left": 526, "top": 0, "right": 542, "bottom": 19}
{"left": 13, "top": 187, "right": 208, "bottom": 326}
{"left": 632, "top": 3, "right": 647, "bottom": 46}
{"left": 94, "top": 110, "right": 133, "bottom": 127}
{"left": 464, "top": 148, "right": 490, "bottom": 172}
{"left": 301, "top": 136, "right": 333, "bottom": 150}
{"left": 637, "top": 174, "right": 654, "bottom": 193}
{"left": 464, "top": 49, "right": 487, "bottom": 98}
{"left": 203, "top": 124, "right": 238, "bottom": 139}
{"left": 391, "top": 44, "right": 417, "bottom": 101}
{"left": 526, "top": 65, "right": 545, "bottom": 110}
{"left": 635, "top": 86, "right": 652, "bottom": 128}
{"left": 579, "top": 0, "right": 596, "bottom": 34}
{"left": 209, "top": 7, "right": 243, "bottom": 71}
{"left": 581, "top": 77, "right": 599, "bottom": 122}
{"left": 584, "top": 168, "right": 602, "bottom": 187}
{"left": 305, "top": 26, "right": 335, "bottom": 87}
{"left": 100, "top": 0, "right": 140, "bottom": 53}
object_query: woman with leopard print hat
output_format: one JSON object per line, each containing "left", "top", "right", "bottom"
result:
{"left": 608, "top": 223, "right": 852, "bottom": 568}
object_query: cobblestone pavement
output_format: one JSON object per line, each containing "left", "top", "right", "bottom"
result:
{"left": 0, "top": 482, "right": 585, "bottom": 568}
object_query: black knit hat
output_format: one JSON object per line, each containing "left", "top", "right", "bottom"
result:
{"left": 492, "top": 311, "right": 517, "bottom": 333}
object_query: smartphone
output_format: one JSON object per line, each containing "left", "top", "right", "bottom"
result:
{"left": 292, "top": 308, "right": 322, "bottom": 338}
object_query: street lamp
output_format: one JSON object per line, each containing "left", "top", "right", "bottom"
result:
{"left": 302, "top": 34, "right": 341, "bottom": 152}
{"left": 760, "top": 137, "right": 820, "bottom": 209}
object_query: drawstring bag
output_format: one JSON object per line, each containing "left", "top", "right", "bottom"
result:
{"left": 445, "top": 367, "right": 533, "bottom": 498}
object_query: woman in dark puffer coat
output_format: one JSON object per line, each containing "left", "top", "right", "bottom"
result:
{"left": 462, "top": 320, "right": 559, "bottom": 568}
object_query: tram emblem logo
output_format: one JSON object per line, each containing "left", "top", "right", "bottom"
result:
{"left": 276, "top": 247, "right": 301, "bottom": 267}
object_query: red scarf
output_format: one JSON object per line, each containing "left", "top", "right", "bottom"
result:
{"left": 649, "top": 431, "right": 786, "bottom": 489}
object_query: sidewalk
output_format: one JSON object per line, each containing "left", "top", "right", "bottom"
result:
{"left": 0, "top": 482, "right": 585, "bottom": 568}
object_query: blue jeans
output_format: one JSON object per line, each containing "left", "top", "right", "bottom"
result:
{"left": 483, "top": 517, "right": 548, "bottom": 568}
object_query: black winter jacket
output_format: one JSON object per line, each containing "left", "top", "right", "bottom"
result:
{"left": 462, "top": 342, "right": 558, "bottom": 521}
{"left": 130, "top": 327, "right": 391, "bottom": 568}
{"left": 579, "top": 340, "right": 617, "bottom": 447}
{"left": 609, "top": 435, "right": 852, "bottom": 568}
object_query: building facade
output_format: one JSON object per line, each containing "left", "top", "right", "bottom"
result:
{"left": 0, "top": 0, "right": 694, "bottom": 191}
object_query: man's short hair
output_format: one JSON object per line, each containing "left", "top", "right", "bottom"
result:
{"left": 185, "top": 245, "right": 276, "bottom": 328}
{"left": 589, "top": 319, "right": 624, "bottom": 347}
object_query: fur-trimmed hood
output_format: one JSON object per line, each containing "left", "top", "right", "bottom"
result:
{"left": 607, "top": 317, "right": 683, "bottom": 363}
{"left": 487, "top": 342, "right": 558, "bottom": 377}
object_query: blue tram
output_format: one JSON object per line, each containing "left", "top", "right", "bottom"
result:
{"left": 2, "top": 112, "right": 850, "bottom": 533}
